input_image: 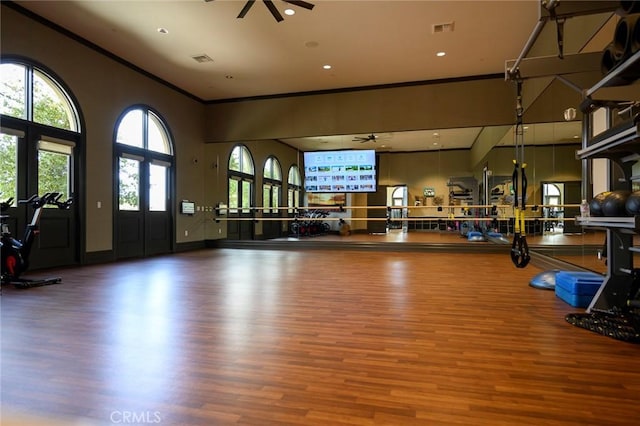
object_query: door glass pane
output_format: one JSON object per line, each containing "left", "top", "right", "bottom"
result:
{"left": 0, "top": 63, "right": 26, "bottom": 119}
{"left": 38, "top": 142, "right": 71, "bottom": 202}
{"left": 229, "top": 178, "right": 239, "bottom": 213}
{"left": 263, "top": 184, "right": 270, "bottom": 213}
{"left": 116, "top": 109, "right": 144, "bottom": 148}
{"left": 149, "top": 163, "right": 167, "bottom": 211}
{"left": 0, "top": 133, "right": 18, "bottom": 204}
{"left": 119, "top": 157, "right": 140, "bottom": 211}
{"left": 148, "top": 113, "right": 171, "bottom": 154}
{"left": 33, "top": 69, "right": 76, "bottom": 131}
{"left": 241, "top": 181, "right": 251, "bottom": 213}
{"left": 272, "top": 186, "right": 279, "bottom": 211}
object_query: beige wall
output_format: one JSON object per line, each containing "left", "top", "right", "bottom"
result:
{"left": 203, "top": 140, "right": 301, "bottom": 239}
{"left": 204, "top": 78, "right": 517, "bottom": 142}
{"left": 475, "top": 144, "right": 582, "bottom": 206}
{"left": 2, "top": 6, "right": 206, "bottom": 252}
{"left": 379, "top": 149, "right": 472, "bottom": 208}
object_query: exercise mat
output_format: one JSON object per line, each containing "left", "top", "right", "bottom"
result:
{"left": 565, "top": 310, "right": 640, "bottom": 343}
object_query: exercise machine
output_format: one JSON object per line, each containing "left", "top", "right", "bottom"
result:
{"left": 1, "top": 192, "right": 73, "bottom": 289}
{"left": 509, "top": 76, "right": 530, "bottom": 269}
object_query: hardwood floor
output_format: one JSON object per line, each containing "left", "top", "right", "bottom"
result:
{"left": 2, "top": 247, "right": 639, "bottom": 425}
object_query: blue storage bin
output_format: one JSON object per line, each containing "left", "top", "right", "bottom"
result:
{"left": 555, "top": 271, "right": 604, "bottom": 308}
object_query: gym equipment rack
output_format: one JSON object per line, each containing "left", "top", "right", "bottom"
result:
{"left": 572, "top": 35, "right": 640, "bottom": 342}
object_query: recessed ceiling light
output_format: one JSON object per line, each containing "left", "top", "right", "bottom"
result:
{"left": 157, "top": 28, "right": 169, "bottom": 34}
{"left": 436, "top": 51, "right": 446, "bottom": 57}
{"left": 323, "top": 64, "right": 332, "bottom": 70}
{"left": 284, "top": 8, "right": 295, "bottom": 16}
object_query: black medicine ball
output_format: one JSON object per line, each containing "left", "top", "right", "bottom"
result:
{"left": 602, "top": 190, "right": 632, "bottom": 217}
{"left": 589, "top": 192, "right": 610, "bottom": 217}
{"left": 626, "top": 191, "right": 640, "bottom": 215}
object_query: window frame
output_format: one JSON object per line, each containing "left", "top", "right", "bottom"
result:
{"left": 114, "top": 105, "right": 175, "bottom": 214}
{"left": 287, "top": 164, "right": 302, "bottom": 214}
{"left": 228, "top": 144, "right": 255, "bottom": 215}
{"left": 1, "top": 61, "right": 81, "bottom": 132}
{"left": 263, "top": 156, "right": 282, "bottom": 214}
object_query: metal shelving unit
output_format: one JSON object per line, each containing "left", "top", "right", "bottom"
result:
{"left": 577, "top": 50, "right": 640, "bottom": 314}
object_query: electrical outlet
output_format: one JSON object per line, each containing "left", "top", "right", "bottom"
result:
{"left": 184, "top": 230, "right": 188, "bottom": 237}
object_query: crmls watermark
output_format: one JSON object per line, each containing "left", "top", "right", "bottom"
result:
{"left": 110, "top": 410, "right": 162, "bottom": 424}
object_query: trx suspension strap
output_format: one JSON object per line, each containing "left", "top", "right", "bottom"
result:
{"left": 511, "top": 76, "right": 530, "bottom": 268}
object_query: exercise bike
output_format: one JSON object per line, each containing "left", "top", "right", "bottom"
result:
{"left": 1, "top": 192, "right": 73, "bottom": 289}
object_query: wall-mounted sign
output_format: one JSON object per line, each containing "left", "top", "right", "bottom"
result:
{"left": 423, "top": 187, "right": 435, "bottom": 197}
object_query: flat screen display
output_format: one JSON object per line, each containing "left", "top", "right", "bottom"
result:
{"left": 303, "top": 149, "right": 377, "bottom": 193}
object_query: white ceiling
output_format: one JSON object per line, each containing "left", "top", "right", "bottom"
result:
{"left": 13, "top": 0, "right": 608, "bottom": 152}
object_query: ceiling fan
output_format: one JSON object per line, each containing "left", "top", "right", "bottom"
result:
{"left": 206, "top": 0, "right": 315, "bottom": 23}
{"left": 353, "top": 134, "right": 379, "bottom": 143}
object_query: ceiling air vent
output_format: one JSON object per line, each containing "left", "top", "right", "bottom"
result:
{"left": 191, "top": 54, "right": 213, "bottom": 63}
{"left": 432, "top": 21, "right": 455, "bottom": 34}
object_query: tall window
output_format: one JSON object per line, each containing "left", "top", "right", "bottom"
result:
{"left": 228, "top": 145, "right": 254, "bottom": 214}
{"left": 288, "top": 165, "right": 302, "bottom": 213}
{"left": 115, "top": 107, "right": 173, "bottom": 212}
{"left": 0, "top": 59, "right": 80, "bottom": 270}
{"left": 263, "top": 156, "right": 282, "bottom": 213}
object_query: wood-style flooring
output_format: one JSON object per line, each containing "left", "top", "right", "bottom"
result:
{"left": 2, "top": 246, "right": 639, "bottom": 425}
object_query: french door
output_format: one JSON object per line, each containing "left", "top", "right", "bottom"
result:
{"left": 1, "top": 123, "right": 78, "bottom": 270}
{"left": 115, "top": 150, "right": 173, "bottom": 258}
{"left": 227, "top": 177, "right": 254, "bottom": 240}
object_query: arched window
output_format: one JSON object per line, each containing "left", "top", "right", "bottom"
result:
{"left": 288, "top": 164, "right": 302, "bottom": 213}
{"left": 1, "top": 62, "right": 80, "bottom": 132}
{"left": 1, "top": 61, "right": 81, "bottom": 203}
{"left": 0, "top": 59, "right": 80, "bottom": 270}
{"left": 263, "top": 156, "right": 282, "bottom": 213}
{"left": 116, "top": 109, "right": 172, "bottom": 154}
{"left": 228, "top": 145, "right": 254, "bottom": 214}
{"left": 229, "top": 144, "right": 254, "bottom": 175}
{"left": 114, "top": 106, "right": 174, "bottom": 258}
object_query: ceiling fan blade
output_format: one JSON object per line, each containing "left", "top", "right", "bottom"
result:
{"left": 263, "top": 0, "right": 284, "bottom": 22}
{"left": 282, "top": 0, "right": 315, "bottom": 10}
{"left": 237, "top": 0, "right": 256, "bottom": 19}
